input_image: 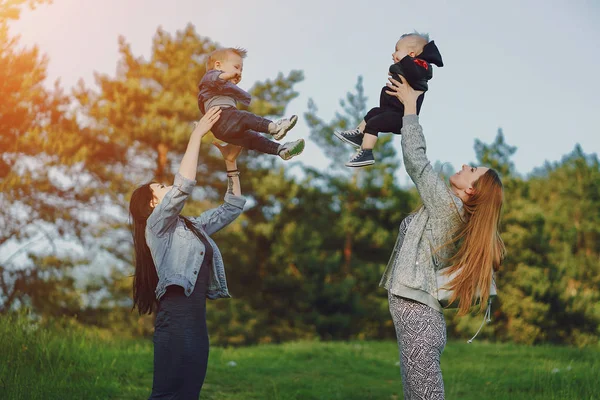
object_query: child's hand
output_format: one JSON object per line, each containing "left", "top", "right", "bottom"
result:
{"left": 219, "top": 71, "right": 241, "bottom": 82}
{"left": 193, "top": 107, "right": 221, "bottom": 137}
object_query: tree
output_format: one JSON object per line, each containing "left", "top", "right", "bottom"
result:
{"left": 448, "top": 132, "right": 600, "bottom": 346}
{"left": 527, "top": 146, "right": 600, "bottom": 345}
{"left": 474, "top": 128, "right": 517, "bottom": 177}
{"left": 296, "top": 77, "right": 416, "bottom": 339}
{"left": 0, "top": 0, "right": 125, "bottom": 315}
{"left": 447, "top": 130, "right": 548, "bottom": 342}
{"left": 72, "top": 24, "right": 305, "bottom": 336}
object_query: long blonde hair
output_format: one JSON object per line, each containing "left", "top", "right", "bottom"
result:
{"left": 443, "top": 169, "right": 505, "bottom": 315}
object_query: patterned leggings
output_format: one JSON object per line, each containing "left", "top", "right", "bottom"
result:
{"left": 388, "top": 293, "right": 447, "bottom": 400}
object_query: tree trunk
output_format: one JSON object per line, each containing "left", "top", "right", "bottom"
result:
{"left": 342, "top": 171, "right": 359, "bottom": 275}
{"left": 0, "top": 268, "right": 22, "bottom": 313}
{"left": 156, "top": 143, "right": 169, "bottom": 182}
{"left": 343, "top": 232, "right": 352, "bottom": 275}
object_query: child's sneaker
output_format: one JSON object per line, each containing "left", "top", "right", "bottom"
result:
{"left": 333, "top": 129, "right": 363, "bottom": 148}
{"left": 278, "top": 139, "right": 305, "bottom": 160}
{"left": 345, "top": 149, "right": 375, "bottom": 167}
{"left": 272, "top": 115, "right": 298, "bottom": 140}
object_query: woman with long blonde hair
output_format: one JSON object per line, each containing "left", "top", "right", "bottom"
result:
{"left": 380, "top": 75, "right": 505, "bottom": 399}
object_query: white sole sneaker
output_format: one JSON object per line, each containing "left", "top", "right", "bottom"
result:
{"left": 279, "top": 139, "right": 305, "bottom": 160}
{"left": 273, "top": 115, "right": 298, "bottom": 141}
{"left": 345, "top": 149, "right": 375, "bottom": 167}
{"left": 345, "top": 159, "right": 375, "bottom": 167}
{"left": 333, "top": 130, "right": 362, "bottom": 148}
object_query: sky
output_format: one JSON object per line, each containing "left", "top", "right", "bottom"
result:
{"left": 8, "top": 0, "right": 600, "bottom": 183}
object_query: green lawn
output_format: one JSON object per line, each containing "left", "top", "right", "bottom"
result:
{"left": 1, "top": 315, "right": 598, "bottom": 399}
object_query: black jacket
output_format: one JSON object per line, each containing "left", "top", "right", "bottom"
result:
{"left": 389, "top": 40, "right": 444, "bottom": 92}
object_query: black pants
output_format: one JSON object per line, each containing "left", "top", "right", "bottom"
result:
{"left": 211, "top": 107, "right": 280, "bottom": 155}
{"left": 363, "top": 87, "right": 425, "bottom": 136}
{"left": 149, "top": 265, "right": 211, "bottom": 400}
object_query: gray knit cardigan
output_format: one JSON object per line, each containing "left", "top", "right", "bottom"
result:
{"left": 380, "top": 115, "right": 466, "bottom": 312}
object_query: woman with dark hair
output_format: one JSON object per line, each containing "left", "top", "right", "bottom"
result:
{"left": 380, "top": 76, "right": 505, "bottom": 399}
{"left": 129, "top": 107, "right": 247, "bottom": 399}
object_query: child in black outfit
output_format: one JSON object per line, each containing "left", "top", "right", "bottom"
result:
{"left": 334, "top": 33, "right": 443, "bottom": 167}
{"left": 198, "top": 47, "right": 305, "bottom": 160}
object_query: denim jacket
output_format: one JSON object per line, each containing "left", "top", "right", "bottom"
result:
{"left": 197, "top": 69, "right": 252, "bottom": 113}
{"left": 146, "top": 173, "right": 246, "bottom": 300}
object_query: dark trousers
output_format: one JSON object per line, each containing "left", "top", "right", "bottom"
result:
{"left": 363, "top": 87, "right": 425, "bottom": 136}
{"left": 211, "top": 107, "right": 280, "bottom": 155}
{"left": 149, "top": 265, "right": 211, "bottom": 400}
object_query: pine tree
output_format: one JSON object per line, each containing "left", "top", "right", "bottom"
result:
{"left": 72, "top": 24, "right": 305, "bottom": 336}
{"left": 0, "top": 0, "right": 123, "bottom": 315}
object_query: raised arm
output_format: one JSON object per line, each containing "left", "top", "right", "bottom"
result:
{"left": 202, "top": 68, "right": 239, "bottom": 83}
{"left": 178, "top": 107, "right": 221, "bottom": 180}
{"left": 189, "top": 143, "right": 245, "bottom": 236}
{"left": 386, "top": 76, "right": 457, "bottom": 217}
{"left": 147, "top": 108, "right": 222, "bottom": 235}
{"left": 400, "top": 115, "right": 456, "bottom": 216}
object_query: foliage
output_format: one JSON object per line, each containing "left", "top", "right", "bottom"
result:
{"left": 1, "top": 2, "right": 599, "bottom": 348}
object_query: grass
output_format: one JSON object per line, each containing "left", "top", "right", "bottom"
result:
{"left": 1, "top": 314, "right": 598, "bottom": 399}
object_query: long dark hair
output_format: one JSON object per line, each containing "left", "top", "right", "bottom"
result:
{"left": 129, "top": 183, "right": 158, "bottom": 315}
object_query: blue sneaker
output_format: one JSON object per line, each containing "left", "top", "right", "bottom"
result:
{"left": 345, "top": 149, "right": 375, "bottom": 167}
{"left": 333, "top": 128, "right": 363, "bottom": 148}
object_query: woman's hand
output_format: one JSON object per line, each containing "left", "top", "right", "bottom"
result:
{"left": 193, "top": 107, "right": 222, "bottom": 137}
{"left": 178, "top": 107, "right": 221, "bottom": 181}
{"left": 385, "top": 75, "right": 424, "bottom": 115}
{"left": 212, "top": 142, "right": 243, "bottom": 163}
